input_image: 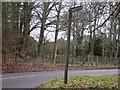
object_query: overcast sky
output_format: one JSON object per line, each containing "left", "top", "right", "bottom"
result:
{"left": 30, "top": 1, "right": 114, "bottom": 42}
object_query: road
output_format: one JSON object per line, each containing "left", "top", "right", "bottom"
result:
{"left": 1, "top": 69, "right": 119, "bottom": 88}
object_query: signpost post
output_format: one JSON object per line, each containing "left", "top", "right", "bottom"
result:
{"left": 64, "top": 5, "right": 83, "bottom": 84}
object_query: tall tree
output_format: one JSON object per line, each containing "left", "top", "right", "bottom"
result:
{"left": 35, "top": 2, "right": 58, "bottom": 56}
{"left": 53, "top": 2, "right": 62, "bottom": 63}
{"left": 2, "top": 2, "right": 35, "bottom": 63}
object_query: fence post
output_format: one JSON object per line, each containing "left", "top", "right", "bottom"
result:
{"left": 96, "top": 56, "right": 98, "bottom": 66}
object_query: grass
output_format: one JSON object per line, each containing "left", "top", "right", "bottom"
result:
{"left": 37, "top": 76, "right": 119, "bottom": 89}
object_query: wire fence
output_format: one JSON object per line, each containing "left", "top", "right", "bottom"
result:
{"left": 2, "top": 54, "right": 119, "bottom": 66}
{"left": 56, "top": 55, "right": 119, "bottom": 66}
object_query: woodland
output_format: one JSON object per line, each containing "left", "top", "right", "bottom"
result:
{"left": 2, "top": 2, "right": 120, "bottom": 73}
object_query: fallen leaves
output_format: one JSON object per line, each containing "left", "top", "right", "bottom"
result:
{"left": 2, "top": 62, "right": 118, "bottom": 73}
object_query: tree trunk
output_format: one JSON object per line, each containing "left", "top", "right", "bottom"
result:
{"left": 53, "top": 2, "right": 62, "bottom": 64}
{"left": 37, "top": 2, "right": 49, "bottom": 56}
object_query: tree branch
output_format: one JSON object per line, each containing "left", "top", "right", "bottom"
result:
{"left": 92, "top": 2, "right": 120, "bottom": 33}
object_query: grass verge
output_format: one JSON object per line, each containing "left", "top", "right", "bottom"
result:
{"left": 37, "top": 76, "right": 119, "bottom": 89}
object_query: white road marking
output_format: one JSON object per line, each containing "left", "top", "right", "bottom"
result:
{"left": 1, "top": 75, "right": 36, "bottom": 80}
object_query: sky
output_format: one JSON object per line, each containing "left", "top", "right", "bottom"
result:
{"left": 29, "top": 1, "right": 116, "bottom": 42}
{"left": 30, "top": 2, "right": 70, "bottom": 42}
{"left": 30, "top": 28, "right": 66, "bottom": 42}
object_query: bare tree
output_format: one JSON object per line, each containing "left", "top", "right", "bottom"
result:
{"left": 34, "top": 2, "right": 58, "bottom": 56}
{"left": 53, "top": 2, "right": 62, "bottom": 64}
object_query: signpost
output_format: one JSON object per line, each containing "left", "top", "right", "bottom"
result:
{"left": 64, "top": 5, "right": 83, "bottom": 84}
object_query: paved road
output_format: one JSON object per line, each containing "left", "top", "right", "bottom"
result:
{"left": 1, "top": 69, "right": 119, "bottom": 88}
